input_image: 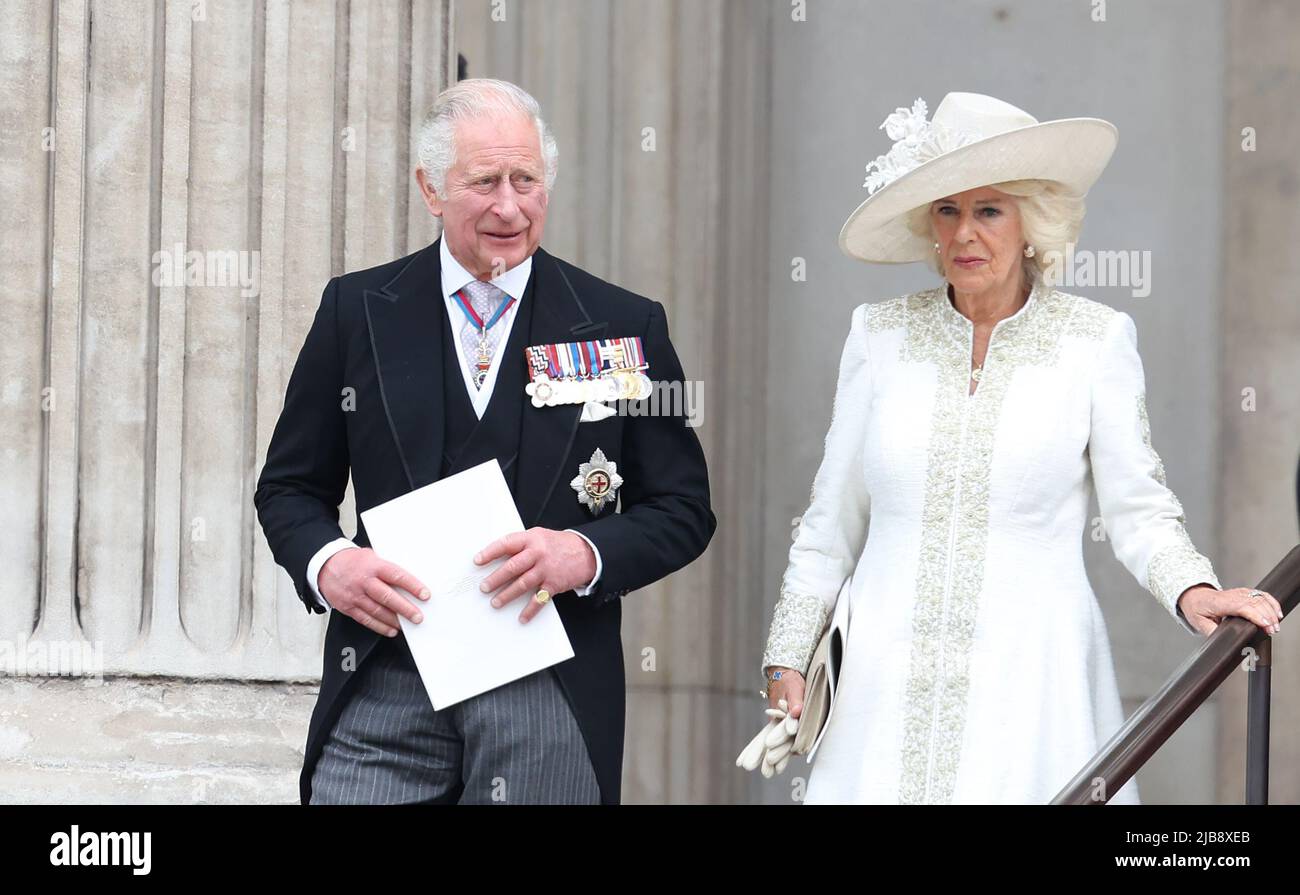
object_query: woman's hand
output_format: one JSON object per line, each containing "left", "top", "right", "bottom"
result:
{"left": 736, "top": 696, "right": 798, "bottom": 777}
{"left": 766, "top": 666, "right": 806, "bottom": 719}
{"left": 734, "top": 668, "right": 809, "bottom": 777}
{"left": 1177, "top": 585, "right": 1283, "bottom": 636}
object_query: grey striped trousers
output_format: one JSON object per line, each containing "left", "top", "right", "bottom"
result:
{"left": 310, "top": 635, "right": 600, "bottom": 804}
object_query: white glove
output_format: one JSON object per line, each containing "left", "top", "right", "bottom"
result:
{"left": 735, "top": 699, "right": 800, "bottom": 777}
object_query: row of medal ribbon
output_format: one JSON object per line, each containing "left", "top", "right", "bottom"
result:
{"left": 525, "top": 336, "right": 654, "bottom": 406}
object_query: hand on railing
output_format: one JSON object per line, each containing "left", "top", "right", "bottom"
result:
{"left": 1177, "top": 585, "right": 1283, "bottom": 636}
{"left": 1054, "top": 545, "right": 1300, "bottom": 804}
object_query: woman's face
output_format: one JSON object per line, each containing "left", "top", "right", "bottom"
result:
{"left": 929, "top": 186, "right": 1025, "bottom": 297}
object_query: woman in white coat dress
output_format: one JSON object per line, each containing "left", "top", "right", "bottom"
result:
{"left": 747, "top": 93, "right": 1283, "bottom": 804}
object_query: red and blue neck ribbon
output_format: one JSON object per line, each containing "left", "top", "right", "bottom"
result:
{"left": 452, "top": 287, "right": 516, "bottom": 332}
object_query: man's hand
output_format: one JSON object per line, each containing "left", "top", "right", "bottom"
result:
{"left": 474, "top": 528, "right": 598, "bottom": 623}
{"left": 318, "top": 547, "right": 430, "bottom": 637}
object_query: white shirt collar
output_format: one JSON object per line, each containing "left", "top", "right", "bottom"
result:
{"left": 439, "top": 237, "right": 534, "bottom": 303}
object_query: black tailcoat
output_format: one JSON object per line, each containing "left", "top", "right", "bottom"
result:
{"left": 254, "top": 240, "right": 715, "bottom": 804}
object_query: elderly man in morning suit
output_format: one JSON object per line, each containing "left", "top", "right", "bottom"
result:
{"left": 254, "top": 79, "right": 715, "bottom": 804}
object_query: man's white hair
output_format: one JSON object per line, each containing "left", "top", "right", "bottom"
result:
{"left": 416, "top": 78, "right": 558, "bottom": 198}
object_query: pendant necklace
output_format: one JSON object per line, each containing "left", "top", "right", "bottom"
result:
{"left": 452, "top": 287, "right": 517, "bottom": 388}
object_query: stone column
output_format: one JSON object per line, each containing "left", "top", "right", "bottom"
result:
{"left": 456, "top": 0, "right": 773, "bottom": 804}
{"left": 1218, "top": 0, "right": 1300, "bottom": 804}
{"left": 0, "top": 0, "right": 453, "bottom": 802}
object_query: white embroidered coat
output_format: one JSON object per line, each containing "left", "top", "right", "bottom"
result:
{"left": 761, "top": 279, "right": 1220, "bottom": 805}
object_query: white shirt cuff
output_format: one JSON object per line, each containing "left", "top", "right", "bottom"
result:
{"left": 305, "top": 538, "right": 358, "bottom": 610}
{"left": 565, "top": 529, "right": 603, "bottom": 596}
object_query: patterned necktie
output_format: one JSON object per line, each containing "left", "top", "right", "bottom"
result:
{"left": 457, "top": 280, "right": 512, "bottom": 390}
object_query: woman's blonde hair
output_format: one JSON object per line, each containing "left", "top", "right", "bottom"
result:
{"left": 905, "top": 179, "right": 1086, "bottom": 285}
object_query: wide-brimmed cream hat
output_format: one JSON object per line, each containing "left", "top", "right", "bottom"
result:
{"left": 839, "top": 92, "right": 1118, "bottom": 263}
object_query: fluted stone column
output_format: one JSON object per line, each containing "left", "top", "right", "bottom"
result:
{"left": 456, "top": 0, "right": 773, "bottom": 804}
{"left": 0, "top": 0, "right": 453, "bottom": 802}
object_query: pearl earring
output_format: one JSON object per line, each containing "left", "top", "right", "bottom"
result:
{"left": 934, "top": 242, "right": 940, "bottom": 253}
{"left": 1023, "top": 244, "right": 1036, "bottom": 258}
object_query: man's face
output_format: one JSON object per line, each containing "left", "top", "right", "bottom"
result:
{"left": 418, "top": 113, "right": 548, "bottom": 280}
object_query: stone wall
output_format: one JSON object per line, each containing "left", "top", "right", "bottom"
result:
{"left": 0, "top": 0, "right": 453, "bottom": 803}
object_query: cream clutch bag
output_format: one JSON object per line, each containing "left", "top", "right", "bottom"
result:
{"left": 791, "top": 574, "right": 852, "bottom": 760}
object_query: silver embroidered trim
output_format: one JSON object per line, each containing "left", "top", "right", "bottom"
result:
{"left": 896, "top": 283, "right": 1116, "bottom": 804}
{"left": 761, "top": 591, "right": 831, "bottom": 679}
{"left": 866, "top": 294, "right": 909, "bottom": 332}
{"left": 1148, "top": 529, "right": 1221, "bottom": 617}
{"left": 1136, "top": 394, "right": 1172, "bottom": 494}
{"left": 1136, "top": 394, "right": 1221, "bottom": 614}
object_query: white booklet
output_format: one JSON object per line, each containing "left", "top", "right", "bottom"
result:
{"left": 359, "top": 459, "right": 573, "bottom": 710}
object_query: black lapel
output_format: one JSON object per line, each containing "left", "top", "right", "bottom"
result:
{"left": 516, "top": 248, "right": 608, "bottom": 525}
{"left": 362, "top": 240, "right": 445, "bottom": 492}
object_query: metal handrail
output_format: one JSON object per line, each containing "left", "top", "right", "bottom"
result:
{"left": 1051, "top": 543, "right": 1300, "bottom": 804}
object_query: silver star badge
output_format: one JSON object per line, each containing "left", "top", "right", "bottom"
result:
{"left": 570, "top": 448, "right": 622, "bottom": 514}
